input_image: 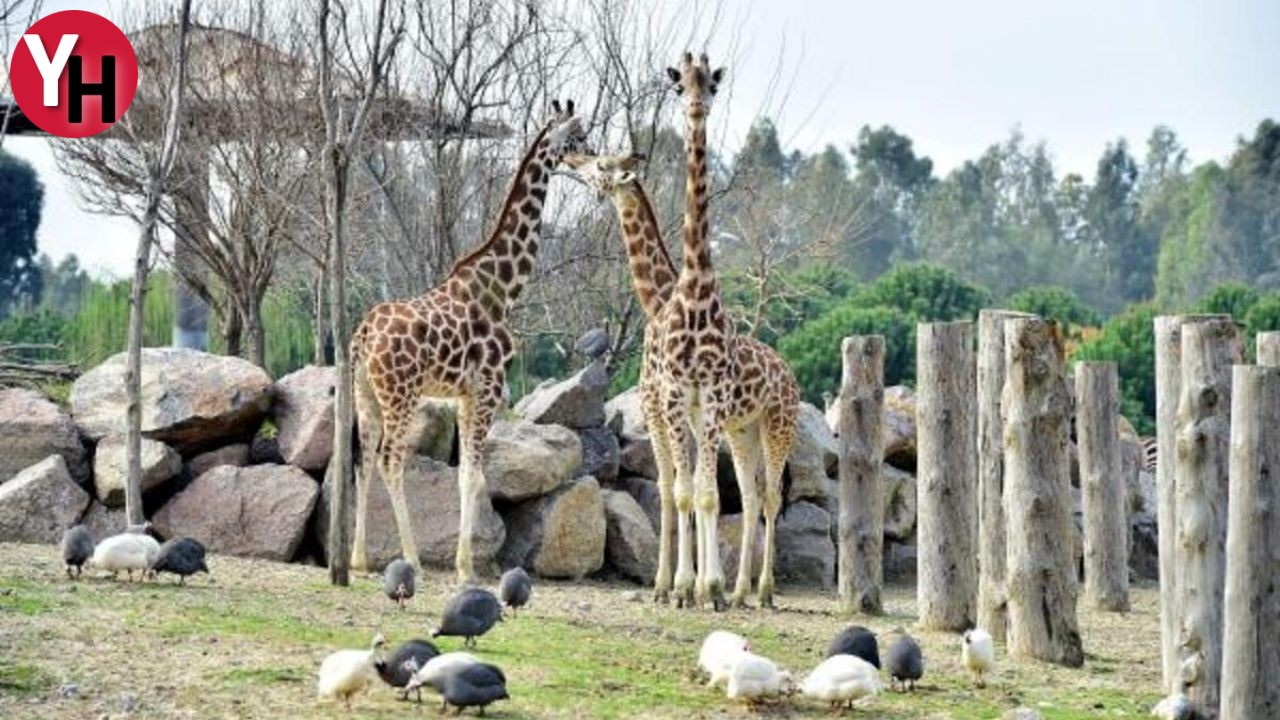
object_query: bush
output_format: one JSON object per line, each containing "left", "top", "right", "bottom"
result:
{"left": 858, "top": 262, "right": 992, "bottom": 321}
{"left": 1245, "top": 292, "right": 1280, "bottom": 339}
{"left": 1196, "top": 282, "right": 1261, "bottom": 322}
{"left": 779, "top": 303, "right": 914, "bottom": 404}
{"left": 1007, "top": 285, "right": 1100, "bottom": 327}
{"left": 1071, "top": 303, "right": 1158, "bottom": 434}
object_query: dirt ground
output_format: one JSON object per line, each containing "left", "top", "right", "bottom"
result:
{"left": 0, "top": 543, "right": 1163, "bottom": 719}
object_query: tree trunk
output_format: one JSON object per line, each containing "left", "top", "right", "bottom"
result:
{"left": 1258, "top": 331, "right": 1280, "bottom": 367}
{"left": 326, "top": 145, "right": 353, "bottom": 587}
{"left": 222, "top": 306, "right": 243, "bottom": 358}
{"left": 1174, "top": 317, "right": 1242, "bottom": 716}
{"left": 916, "top": 321, "right": 977, "bottom": 631}
{"left": 1220, "top": 364, "right": 1280, "bottom": 720}
{"left": 977, "top": 309, "right": 1033, "bottom": 641}
{"left": 1003, "top": 317, "right": 1083, "bottom": 667}
{"left": 1075, "top": 361, "right": 1129, "bottom": 611}
{"left": 246, "top": 297, "right": 265, "bottom": 370}
{"left": 837, "top": 335, "right": 884, "bottom": 615}
{"left": 313, "top": 268, "right": 330, "bottom": 365}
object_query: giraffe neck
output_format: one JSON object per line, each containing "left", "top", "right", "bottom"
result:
{"left": 444, "top": 127, "right": 560, "bottom": 317}
{"left": 609, "top": 181, "right": 677, "bottom": 319}
{"left": 678, "top": 109, "right": 715, "bottom": 289}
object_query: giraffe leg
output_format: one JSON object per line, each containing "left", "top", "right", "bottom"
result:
{"left": 693, "top": 404, "right": 727, "bottom": 611}
{"left": 725, "top": 426, "right": 762, "bottom": 609}
{"left": 642, "top": 372, "right": 676, "bottom": 602}
{"left": 455, "top": 387, "right": 497, "bottom": 586}
{"left": 663, "top": 393, "right": 696, "bottom": 608}
{"left": 379, "top": 400, "right": 422, "bottom": 572}
{"left": 351, "top": 361, "right": 384, "bottom": 571}
{"left": 757, "top": 413, "right": 793, "bottom": 609}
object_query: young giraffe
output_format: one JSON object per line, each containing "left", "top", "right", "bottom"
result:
{"left": 349, "top": 101, "right": 590, "bottom": 582}
{"left": 563, "top": 152, "right": 799, "bottom": 608}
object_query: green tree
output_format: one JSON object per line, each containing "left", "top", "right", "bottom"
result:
{"left": 779, "top": 304, "right": 914, "bottom": 403}
{"left": 1007, "top": 285, "right": 1099, "bottom": 327}
{"left": 848, "top": 125, "right": 935, "bottom": 275}
{"left": 1244, "top": 293, "right": 1280, "bottom": 337}
{"left": 1086, "top": 139, "right": 1156, "bottom": 311}
{"left": 1196, "top": 282, "right": 1261, "bottom": 321}
{"left": 1214, "top": 120, "right": 1280, "bottom": 290}
{"left": 1071, "top": 303, "right": 1159, "bottom": 434}
{"left": 858, "top": 262, "right": 992, "bottom": 322}
{"left": 0, "top": 151, "right": 45, "bottom": 318}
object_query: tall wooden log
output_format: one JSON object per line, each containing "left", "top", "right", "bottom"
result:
{"left": 1003, "top": 317, "right": 1083, "bottom": 667}
{"left": 977, "top": 309, "right": 1033, "bottom": 640}
{"left": 1258, "top": 331, "right": 1280, "bottom": 367}
{"left": 1075, "top": 361, "right": 1129, "bottom": 611}
{"left": 916, "top": 321, "right": 977, "bottom": 631}
{"left": 837, "top": 335, "right": 885, "bottom": 615}
{"left": 1174, "top": 318, "right": 1242, "bottom": 715}
{"left": 1220, "top": 365, "right": 1280, "bottom": 720}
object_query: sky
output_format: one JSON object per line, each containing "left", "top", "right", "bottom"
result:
{"left": 3, "top": 0, "right": 1279, "bottom": 278}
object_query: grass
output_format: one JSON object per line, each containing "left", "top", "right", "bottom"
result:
{"left": 0, "top": 542, "right": 1163, "bottom": 719}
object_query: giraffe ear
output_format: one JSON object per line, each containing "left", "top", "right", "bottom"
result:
{"left": 565, "top": 99, "right": 575, "bottom": 116}
{"left": 666, "top": 67, "right": 681, "bottom": 84}
{"left": 551, "top": 99, "right": 562, "bottom": 115}
{"left": 710, "top": 68, "right": 726, "bottom": 85}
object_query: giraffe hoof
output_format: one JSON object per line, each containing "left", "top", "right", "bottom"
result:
{"left": 729, "top": 594, "right": 749, "bottom": 610}
{"left": 653, "top": 589, "right": 669, "bottom": 604}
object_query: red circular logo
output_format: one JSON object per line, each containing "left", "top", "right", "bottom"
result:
{"left": 8, "top": 10, "right": 138, "bottom": 138}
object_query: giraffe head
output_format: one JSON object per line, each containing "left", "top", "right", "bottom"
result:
{"left": 666, "top": 52, "right": 725, "bottom": 119}
{"left": 563, "top": 152, "right": 646, "bottom": 196}
{"left": 545, "top": 99, "right": 592, "bottom": 160}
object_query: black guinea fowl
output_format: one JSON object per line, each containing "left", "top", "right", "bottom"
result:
{"left": 150, "top": 537, "right": 209, "bottom": 584}
{"left": 498, "top": 567, "right": 531, "bottom": 614}
{"left": 440, "top": 662, "right": 508, "bottom": 716}
{"left": 826, "top": 625, "right": 880, "bottom": 669}
{"left": 376, "top": 638, "right": 440, "bottom": 697}
{"left": 61, "top": 525, "right": 94, "bottom": 579}
{"left": 433, "top": 587, "right": 503, "bottom": 648}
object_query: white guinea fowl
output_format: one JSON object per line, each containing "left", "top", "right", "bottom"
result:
{"left": 317, "top": 634, "right": 386, "bottom": 709}
{"left": 403, "top": 651, "right": 482, "bottom": 698}
{"left": 89, "top": 532, "right": 160, "bottom": 581}
{"left": 801, "top": 654, "right": 882, "bottom": 709}
{"left": 1150, "top": 693, "right": 1192, "bottom": 719}
{"left": 725, "top": 652, "right": 792, "bottom": 705}
{"left": 699, "top": 631, "right": 750, "bottom": 689}
{"left": 962, "top": 628, "right": 996, "bottom": 687}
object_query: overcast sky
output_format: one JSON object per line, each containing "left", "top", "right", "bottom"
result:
{"left": 4, "top": 0, "right": 1279, "bottom": 277}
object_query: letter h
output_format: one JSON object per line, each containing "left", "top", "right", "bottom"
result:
{"left": 66, "top": 55, "right": 115, "bottom": 124}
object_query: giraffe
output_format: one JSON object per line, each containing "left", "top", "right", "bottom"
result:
{"left": 563, "top": 151, "right": 799, "bottom": 608}
{"left": 349, "top": 101, "right": 590, "bottom": 583}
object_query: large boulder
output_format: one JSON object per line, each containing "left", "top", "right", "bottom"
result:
{"left": 412, "top": 400, "right": 457, "bottom": 462}
{"left": 498, "top": 476, "right": 606, "bottom": 579}
{"left": 882, "top": 465, "right": 918, "bottom": 541}
{"left": 618, "top": 435, "right": 658, "bottom": 479}
{"left": 317, "top": 456, "right": 505, "bottom": 571}
{"left": 80, "top": 501, "right": 128, "bottom": 539}
{"left": 71, "top": 348, "right": 272, "bottom": 452}
{"left": 604, "top": 386, "right": 647, "bottom": 437}
{"left": 577, "top": 427, "right": 620, "bottom": 482}
{"left": 0, "top": 388, "right": 87, "bottom": 483}
{"left": 787, "top": 402, "right": 838, "bottom": 502}
{"left": 515, "top": 361, "right": 609, "bottom": 429}
{"left": 272, "top": 365, "right": 335, "bottom": 472}
{"left": 152, "top": 464, "right": 318, "bottom": 562}
{"left": 92, "top": 435, "right": 182, "bottom": 506}
{"left": 602, "top": 489, "right": 657, "bottom": 582}
{"left": 718, "top": 513, "right": 764, "bottom": 583}
{"left": 609, "top": 475, "right": 662, "bottom": 531}
{"left": 774, "top": 500, "right": 835, "bottom": 587}
{"left": 1130, "top": 512, "right": 1159, "bottom": 581}
{"left": 0, "top": 456, "right": 90, "bottom": 543}
{"left": 186, "top": 444, "right": 251, "bottom": 479}
{"left": 483, "top": 420, "right": 582, "bottom": 502}
{"left": 882, "top": 386, "right": 917, "bottom": 470}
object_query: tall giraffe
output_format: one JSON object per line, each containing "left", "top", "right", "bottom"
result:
{"left": 349, "top": 101, "right": 590, "bottom": 583}
{"left": 563, "top": 152, "right": 799, "bottom": 608}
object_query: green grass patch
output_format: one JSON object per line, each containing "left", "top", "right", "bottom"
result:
{"left": 219, "top": 667, "right": 308, "bottom": 687}
{"left": 0, "top": 661, "right": 51, "bottom": 696}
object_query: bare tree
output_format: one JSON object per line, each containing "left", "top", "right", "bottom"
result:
{"left": 0, "top": 0, "right": 43, "bottom": 146}
{"left": 316, "top": 0, "right": 404, "bottom": 586}
{"left": 124, "top": 0, "right": 194, "bottom": 526}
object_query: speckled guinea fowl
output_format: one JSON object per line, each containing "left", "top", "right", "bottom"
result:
{"left": 498, "top": 567, "right": 531, "bottom": 613}
{"left": 883, "top": 628, "right": 924, "bottom": 691}
{"left": 376, "top": 639, "right": 439, "bottom": 696}
{"left": 383, "top": 558, "right": 417, "bottom": 609}
{"left": 826, "top": 625, "right": 880, "bottom": 668}
{"left": 433, "top": 587, "right": 503, "bottom": 647}
{"left": 150, "top": 537, "right": 209, "bottom": 584}
{"left": 61, "top": 525, "right": 94, "bottom": 579}
{"left": 440, "top": 662, "right": 508, "bottom": 715}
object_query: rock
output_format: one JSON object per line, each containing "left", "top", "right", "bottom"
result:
{"left": 882, "top": 465, "right": 917, "bottom": 541}
{"left": 602, "top": 489, "right": 657, "bottom": 582}
{"left": 0, "top": 456, "right": 90, "bottom": 543}
{"left": 92, "top": 435, "right": 182, "bottom": 506}
{"left": 717, "top": 513, "right": 764, "bottom": 583}
{"left": 411, "top": 399, "right": 456, "bottom": 462}
{"left": 618, "top": 434, "right": 657, "bottom": 479}
{"left": 272, "top": 365, "right": 335, "bottom": 472}
{"left": 249, "top": 435, "right": 283, "bottom": 465}
{"left": 609, "top": 476, "right": 662, "bottom": 531}
{"left": 186, "top": 444, "right": 251, "bottom": 479}
{"left": 1003, "top": 709, "right": 1043, "bottom": 720}
{"left": 883, "top": 539, "right": 917, "bottom": 581}
{"left": 71, "top": 348, "right": 272, "bottom": 452}
{"left": 483, "top": 420, "right": 582, "bottom": 502}
{"left": 577, "top": 427, "right": 620, "bottom": 482}
{"left": 514, "top": 361, "right": 609, "bottom": 429}
{"left": 882, "top": 385, "right": 917, "bottom": 471}
{"left": 786, "top": 402, "right": 838, "bottom": 502}
{"left": 80, "top": 501, "right": 129, "bottom": 539}
{"left": 317, "top": 455, "right": 505, "bottom": 571}
{"left": 774, "top": 500, "right": 835, "bottom": 587}
{"left": 1134, "top": 468, "right": 1157, "bottom": 517}
{"left": 152, "top": 464, "right": 318, "bottom": 562}
{"left": 604, "top": 386, "right": 647, "bottom": 437}
{"left": 58, "top": 683, "right": 79, "bottom": 700}
{"left": 498, "top": 476, "right": 606, "bottom": 579}
{"left": 1130, "top": 512, "right": 1159, "bottom": 581}
{"left": 0, "top": 388, "right": 88, "bottom": 484}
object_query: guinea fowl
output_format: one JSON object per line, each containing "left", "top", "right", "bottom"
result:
{"left": 402, "top": 651, "right": 481, "bottom": 700}
{"left": 801, "top": 654, "right": 881, "bottom": 709}
{"left": 440, "top": 662, "right": 508, "bottom": 716}
{"left": 376, "top": 639, "right": 440, "bottom": 698}
{"left": 383, "top": 558, "right": 417, "bottom": 610}
{"left": 150, "top": 537, "right": 208, "bottom": 584}
{"left": 433, "top": 587, "right": 503, "bottom": 647}
{"left": 61, "top": 525, "right": 94, "bottom": 579}
{"left": 826, "top": 625, "right": 880, "bottom": 669}
{"left": 883, "top": 628, "right": 924, "bottom": 691}
{"left": 962, "top": 628, "right": 995, "bottom": 687}
{"left": 90, "top": 532, "right": 160, "bottom": 581}
{"left": 498, "top": 567, "right": 531, "bottom": 614}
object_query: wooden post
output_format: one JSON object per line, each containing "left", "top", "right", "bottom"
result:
{"left": 916, "top": 321, "right": 977, "bottom": 631}
{"left": 977, "top": 309, "right": 1033, "bottom": 640}
{"left": 1258, "top": 331, "right": 1280, "bottom": 367}
{"left": 1174, "top": 317, "right": 1242, "bottom": 715}
{"left": 1221, "top": 365, "right": 1280, "bottom": 719}
{"left": 837, "top": 335, "right": 885, "bottom": 615}
{"left": 1003, "top": 317, "right": 1083, "bottom": 667}
{"left": 1075, "top": 361, "right": 1129, "bottom": 611}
